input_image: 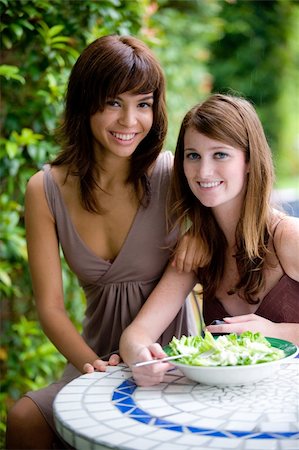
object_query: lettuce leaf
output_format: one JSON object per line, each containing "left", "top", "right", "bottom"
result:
{"left": 168, "top": 331, "right": 285, "bottom": 367}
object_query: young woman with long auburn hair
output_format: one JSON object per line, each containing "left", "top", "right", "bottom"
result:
{"left": 120, "top": 93, "right": 299, "bottom": 387}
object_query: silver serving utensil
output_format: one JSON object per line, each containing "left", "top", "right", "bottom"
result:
{"left": 132, "top": 349, "right": 214, "bottom": 367}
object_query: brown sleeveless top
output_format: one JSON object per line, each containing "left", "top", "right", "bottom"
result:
{"left": 26, "top": 151, "right": 197, "bottom": 433}
{"left": 203, "top": 274, "right": 299, "bottom": 325}
{"left": 42, "top": 151, "right": 196, "bottom": 357}
{"left": 203, "top": 218, "right": 299, "bottom": 325}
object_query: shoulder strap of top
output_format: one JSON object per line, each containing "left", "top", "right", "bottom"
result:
{"left": 42, "top": 164, "right": 55, "bottom": 217}
{"left": 272, "top": 217, "right": 285, "bottom": 236}
{"left": 149, "top": 150, "right": 173, "bottom": 178}
{"left": 271, "top": 217, "right": 285, "bottom": 266}
{"left": 148, "top": 151, "right": 173, "bottom": 196}
{"left": 159, "top": 150, "right": 174, "bottom": 172}
{"left": 42, "top": 164, "right": 65, "bottom": 219}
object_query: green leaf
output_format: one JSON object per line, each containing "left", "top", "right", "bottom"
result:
{"left": 0, "top": 270, "right": 11, "bottom": 287}
{"left": 2, "top": 35, "right": 12, "bottom": 49}
{"left": 50, "top": 36, "right": 70, "bottom": 44}
{"left": 48, "top": 24, "right": 65, "bottom": 38}
{"left": 10, "top": 23, "right": 23, "bottom": 39}
{"left": 5, "top": 141, "right": 19, "bottom": 159}
{"left": 0, "top": 65, "right": 25, "bottom": 84}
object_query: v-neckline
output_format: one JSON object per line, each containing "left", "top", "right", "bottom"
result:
{"left": 45, "top": 165, "right": 154, "bottom": 266}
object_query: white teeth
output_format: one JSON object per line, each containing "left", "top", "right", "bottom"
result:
{"left": 112, "top": 132, "right": 135, "bottom": 141}
{"left": 199, "top": 181, "right": 221, "bottom": 188}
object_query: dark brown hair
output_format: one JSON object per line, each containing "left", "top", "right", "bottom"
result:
{"left": 169, "top": 93, "right": 275, "bottom": 303}
{"left": 52, "top": 35, "right": 167, "bottom": 212}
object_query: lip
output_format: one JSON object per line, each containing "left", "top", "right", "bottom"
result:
{"left": 110, "top": 131, "right": 137, "bottom": 142}
{"left": 197, "top": 181, "right": 223, "bottom": 188}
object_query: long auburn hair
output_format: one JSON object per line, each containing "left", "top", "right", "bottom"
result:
{"left": 169, "top": 93, "right": 275, "bottom": 304}
{"left": 52, "top": 34, "right": 167, "bottom": 213}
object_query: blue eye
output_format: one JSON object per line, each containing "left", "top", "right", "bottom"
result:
{"left": 215, "top": 152, "right": 228, "bottom": 159}
{"left": 185, "top": 152, "right": 200, "bottom": 160}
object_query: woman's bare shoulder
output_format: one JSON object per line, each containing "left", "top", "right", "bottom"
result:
{"left": 26, "top": 170, "right": 45, "bottom": 194}
{"left": 25, "top": 170, "right": 54, "bottom": 224}
{"left": 27, "top": 165, "right": 69, "bottom": 190}
{"left": 274, "top": 213, "right": 299, "bottom": 239}
{"left": 272, "top": 213, "right": 299, "bottom": 280}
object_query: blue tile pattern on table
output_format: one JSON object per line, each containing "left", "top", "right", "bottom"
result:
{"left": 54, "top": 360, "right": 299, "bottom": 450}
{"left": 112, "top": 375, "right": 298, "bottom": 439}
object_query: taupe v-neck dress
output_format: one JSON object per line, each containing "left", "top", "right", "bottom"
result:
{"left": 26, "top": 151, "right": 196, "bottom": 431}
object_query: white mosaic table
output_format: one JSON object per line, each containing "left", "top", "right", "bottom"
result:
{"left": 54, "top": 359, "right": 299, "bottom": 450}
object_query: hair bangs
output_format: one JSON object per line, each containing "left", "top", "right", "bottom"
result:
{"left": 192, "top": 107, "right": 248, "bottom": 153}
{"left": 94, "top": 57, "right": 161, "bottom": 114}
{"left": 122, "top": 56, "right": 161, "bottom": 95}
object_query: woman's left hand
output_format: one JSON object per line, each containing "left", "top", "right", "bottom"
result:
{"left": 206, "top": 314, "right": 277, "bottom": 336}
{"left": 83, "top": 354, "right": 121, "bottom": 373}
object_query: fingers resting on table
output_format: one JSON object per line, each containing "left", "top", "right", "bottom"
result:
{"left": 83, "top": 353, "right": 121, "bottom": 373}
{"left": 82, "top": 344, "right": 171, "bottom": 386}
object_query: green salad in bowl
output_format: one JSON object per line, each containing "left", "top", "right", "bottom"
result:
{"left": 165, "top": 331, "right": 298, "bottom": 385}
{"left": 168, "top": 331, "right": 285, "bottom": 366}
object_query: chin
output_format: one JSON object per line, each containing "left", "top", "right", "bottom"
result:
{"left": 196, "top": 198, "right": 219, "bottom": 208}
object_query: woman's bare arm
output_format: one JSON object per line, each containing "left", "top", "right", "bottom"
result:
{"left": 25, "top": 171, "right": 103, "bottom": 372}
{"left": 120, "top": 264, "right": 197, "bottom": 385}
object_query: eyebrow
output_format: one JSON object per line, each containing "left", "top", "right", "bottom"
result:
{"left": 211, "top": 144, "right": 232, "bottom": 149}
{"left": 184, "top": 145, "right": 234, "bottom": 152}
{"left": 136, "top": 94, "right": 154, "bottom": 102}
{"left": 115, "top": 94, "right": 154, "bottom": 102}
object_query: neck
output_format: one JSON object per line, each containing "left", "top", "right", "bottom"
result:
{"left": 95, "top": 154, "right": 132, "bottom": 191}
{"left": 212, "top": 203, "right": 241, "bottom": 248}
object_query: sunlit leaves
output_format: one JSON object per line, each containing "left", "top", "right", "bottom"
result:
{"left": 0, "top": 65, "right": 25, "bottom": 83}
{"left": 1, "top": 316, "right": 65, "bottom": 400}
{"left": 37, "top": 21, "right": 79, "bottom": 65}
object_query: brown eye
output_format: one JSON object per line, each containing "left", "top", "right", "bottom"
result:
{"left": 138, "top": 102, "right": 152, "bottom": 109}
{"left": 106, "top": 100, "right": 120, "bottom": 107}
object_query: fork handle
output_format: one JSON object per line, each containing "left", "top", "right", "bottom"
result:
{"left": 131, "top": 354, "right": 184, "bottom": 367}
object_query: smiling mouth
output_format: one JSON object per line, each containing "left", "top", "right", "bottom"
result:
{"left": 198, "top": 181, "right": 222, "bottom": 188}
{"left": 111, "top": 132, "right": 136, "bottom": 141}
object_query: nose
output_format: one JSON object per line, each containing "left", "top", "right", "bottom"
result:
{"left": 118, "top": 106, "right": 138, "bottom": 128}
{"left": 197, "top": 158, "right": 214, "bottom": 179}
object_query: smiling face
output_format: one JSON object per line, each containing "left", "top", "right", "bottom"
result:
{"left": 90, "top": 91, "right": 154, "bottom": 160}
{"left": 183, "top": 127, "right": 249, "bottom": 212}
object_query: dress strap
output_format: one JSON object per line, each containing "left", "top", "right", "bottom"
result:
{"left": 272, "top": 217, "right": 285, "bottom": 237}
{"left": 271, "top": 217, "right": 285, "bottom": 268}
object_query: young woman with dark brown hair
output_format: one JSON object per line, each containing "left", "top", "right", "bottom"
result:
{"left": 120, "top": 93, "right": 299, "bottom": 387}
{"left": 6, "top": 35, "right": 198, "bottom": 449}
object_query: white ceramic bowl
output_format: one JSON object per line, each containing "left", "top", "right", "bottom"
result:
{"left": 166, "top": 337, "right": 298, "bottom": 386}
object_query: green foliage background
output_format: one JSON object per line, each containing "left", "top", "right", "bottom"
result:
{"left": 1, "top": 0, "right": 298, "bottom": 444}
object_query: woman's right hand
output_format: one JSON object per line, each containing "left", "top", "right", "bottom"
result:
{"left": 130, "top": 343, "right": 172, "bottom": 386}
{"left": 83, "top": 354, "right": 121, "bottom": 373}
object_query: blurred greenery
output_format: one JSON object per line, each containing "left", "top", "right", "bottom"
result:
{"left": 207, "top": 0, "right": 299, "bottom": 182}
{"left": 1, "top": 0, "right": 298, "bottom": 445}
